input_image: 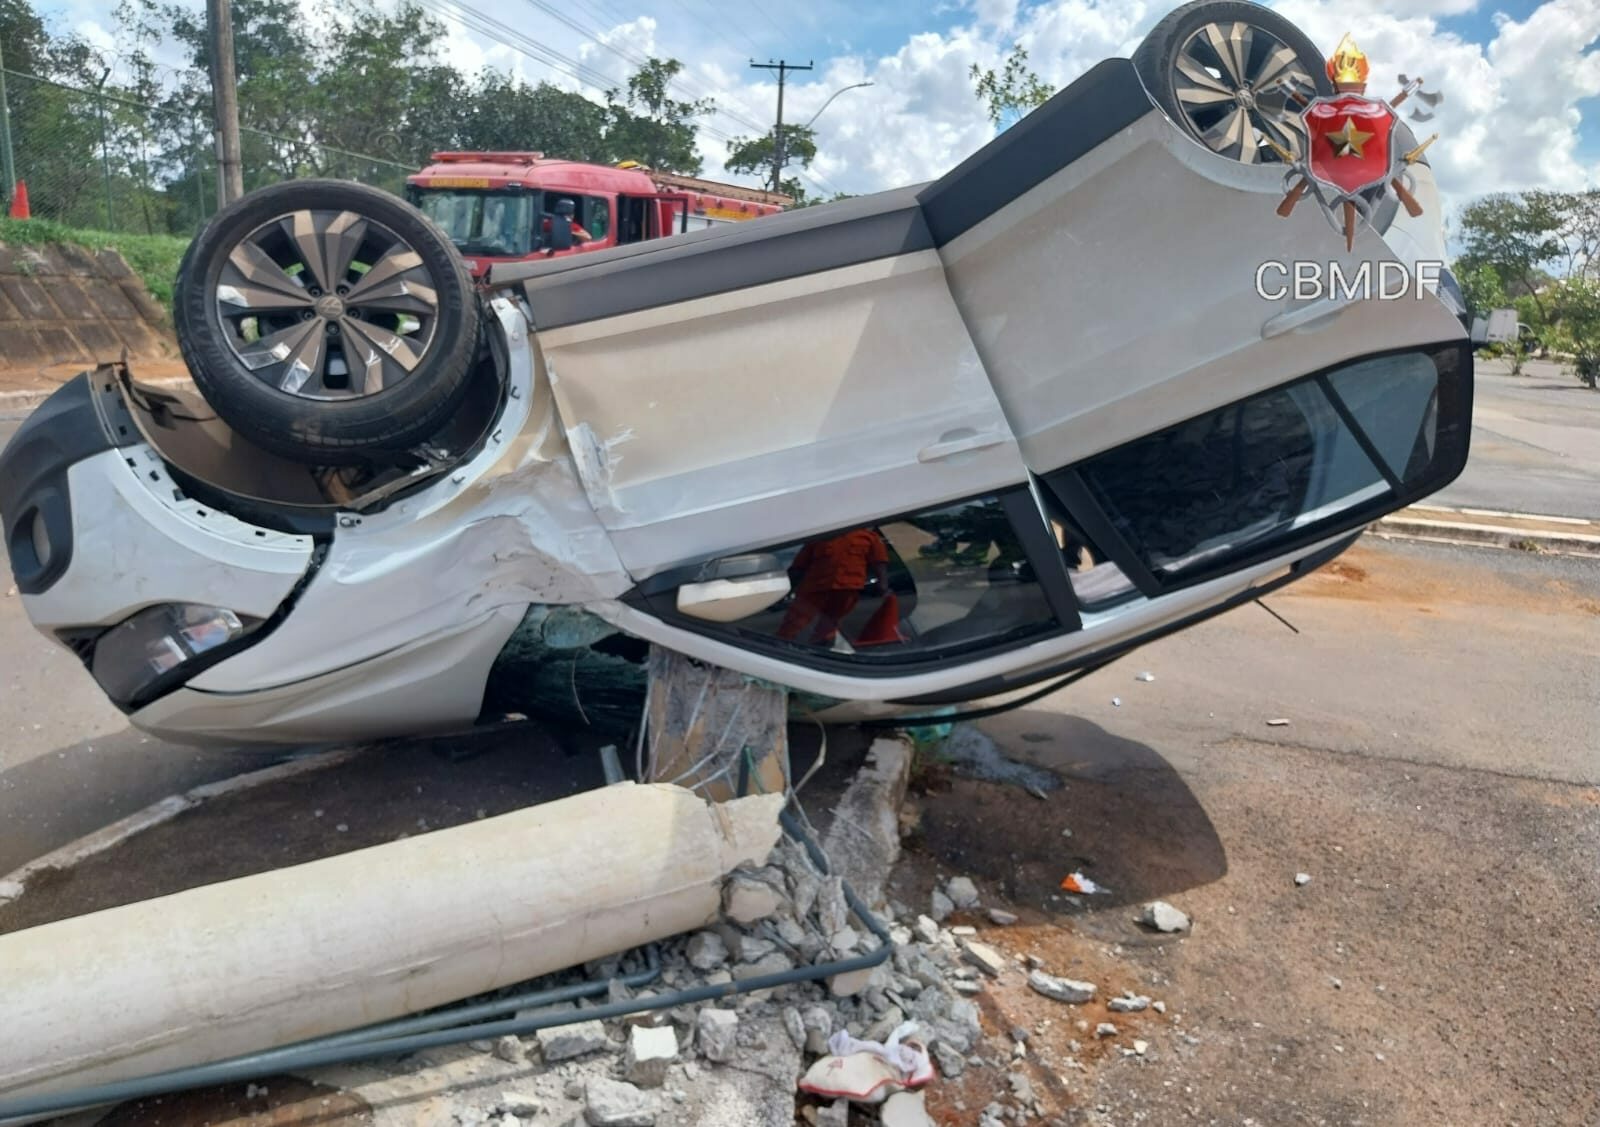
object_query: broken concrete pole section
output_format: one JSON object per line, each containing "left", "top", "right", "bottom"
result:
{"left": 0, "top": 783, "right": 783, "bottom": 1103}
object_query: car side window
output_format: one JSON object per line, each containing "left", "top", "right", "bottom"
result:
{"left": 584, "top": 196, "right": 611, "bottom": 240}
{"left": 652, "top": 495, "right": 1059, "bottom": 665}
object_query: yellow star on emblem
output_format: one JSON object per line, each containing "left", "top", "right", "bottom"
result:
{"left": 1326, "top": 116, "right": 1374, "bottom": 158}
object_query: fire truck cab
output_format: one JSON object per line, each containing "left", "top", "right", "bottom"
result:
{"left": 405, "top": 153, "right": 787, "bottom": 278}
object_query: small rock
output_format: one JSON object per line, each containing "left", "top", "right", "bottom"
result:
{"left": 731, "top": 950, "right": 795, "bottom": 985}
{"left": 932, "top": 1040, "right": 966, "bottom": 1078}
{"left": 946, "top": 877, "right": 980, "bottom": 910}
{"left": 1295, "top": 872, "right": 1312, "bottom": 887}
{"left": 987, "top": 909, "right": 1018, "bottom": 926}
{"left": 949, "top": 924, "right": 978, "bottom": 937}
{"left": 1267, "top": 717, "right": 1292, "bottom": 727}
{"left": 1108, "top": 994, "right": 1151, "bottom": 1013}
{"left": 930, "top": 889, "right": 955, "bottom": 921}
{"left": 1133, "top": 1039, "right": 1149, "bottom": 1055}
{"left": 828, "top": 966, "right": 873, "bottom": 996}
{"left": 1152, "top": 1000, "right": 1167, "bottom": 1014}
{"left": 1027, "top": 970, "right": 1095, "bottom": 1004}
{"left": 913, "top": 915, "right": 941, "bottom": 944}
{"left": 624, "top": 1025, "right": 678, "bottom": 1088}
{"left": 881, "top": 1089, "right": 936, "bottom": 1127}
{"left": 0, "top": 880, "right": 21, "bottom": 906}
{"left": 829, "top": 927, "right": 859, "bottom": 954}
{"left": 493, "top": 1034, "right": 525, "bottom": 1064}
{"left": 583, "top": 1076, "right": 655, "bottom": 1127}
{"left": 696, "top": 1008, "right": 739, "bottom": 1063}
{"left": 736, "top": 933, "right": 777, "bottom": 962}
{"left": 1137, "top": 901, "right": 1191, "bottom": 933}
{"left": 817, "top": 1099, "right": 850, "bottom": 1127}
{"left": 724, "top": 871, "right": 786, "bottom": 925}
{"left": 961, "top": 940, "right": 1008, "bottom": 978}
{"left": 537, "top": 1020, "right": 613, "bottom": 1063}
{"left": 952, "top": 980, "right": 983, "bottom": 995}
{"left": 685, "top": 931, "right": 728, "bottom": 970}
{"left": 1094, "top": 1022, "right": 1118, "bottom": 1038}
{"left": 1111, "top": 696, "right": 1122, "bottom": 707}
{"left": 801, "top": 1005, "right": 834, "bottom": 1054}
{"left": 498, "top": 1092, "right": 543, "bottom": 1119}
{"left": 1136, "top": 671, "right": 1155, "bottom": 682}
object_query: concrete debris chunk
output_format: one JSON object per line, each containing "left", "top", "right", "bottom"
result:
{"left": 1138, "top": 900, "right": 1191, "bottom": 933}
{"left": 1095, "top": 1022, "right": 1118, "bottom": 1038}
{"left": 987, "top": 909, "right": 1018, "bottom": 926}
{"left": 1109, "top": 994, "right": 1151, "bottom": 1013}
{"left": 801, "top": 1004, "right": 835, "bottom": 1054}
{"left": 945, "top": 876, "right": 980, "bottom": 910}
{"left": 932, "top": 1040, "right": 966, "bottom": 1078}
{"left": 0, "top": 880, "right": 24, "bottom": 906}
{"left": 497, "top": 1092, "right": 543, "bottom": 1119}
{"left": 961, "top": 940, "right": 1008, "bottom": 978}
{"left": 1152, "top": 1000, "right": 1167, "bottom": 1014}
{"left": 537, "top": 1019, "right": 613, "bottom": 1062}
{"left": 723, "top": 871, "right": 786, "bottom": 925}
{"left": 1028, "top": 969, "right": 1096, "bottom": 1004}
{"left": 696, "top": 1008, "right": 739, "bottom": 1063}
{"left": 685, "top": 931, "right": 729, "bottom": 970}
{"left": 583, "top": 1076, "right": 656, "bottom": 1127}
{"left": 624, "top": 1024, "right": 678, "bottom": 1089}
{"left": 829, "top": 927, "right": 859, "bottom": 954}
{"left": 1133, "top": 1038, "right": 1150, "bottom": 1055}
{"left": 930, "top": 889, "right": 955, "bottom": 922}
{"left": 1295, "top": 872, "right": 1312, "bottom": 886}
{"left": 881, "top": 1089, "right": 936, "bottom": 1127}
{"left": 736, "top": 933, "right": 777, "bottom": 962}
{"left": 817, "top": 1099, "right": 850, "bottom": 1127}
{"left": 493, "top": 1034, "right": 526, "bottom": 1064}
{"left": 913, "top": 915, "right": 941, "bottom": 945}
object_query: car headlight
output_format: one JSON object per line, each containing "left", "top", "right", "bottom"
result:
{"left": 90, "top": 604, "right": 260, "bottom": 706}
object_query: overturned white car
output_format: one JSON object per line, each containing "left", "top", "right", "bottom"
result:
{"left": 1, "top": 2, "right": 1471, "bottom": 745}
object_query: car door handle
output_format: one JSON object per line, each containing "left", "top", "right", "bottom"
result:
{"left": 917, "top": 429, "right": 1007, "bottom": 463}
{"left": 1261, "top": 297, "right": 1354, "bottom": 340}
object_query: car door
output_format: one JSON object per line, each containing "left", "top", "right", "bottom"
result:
{"left": 522, "top": 188, "right": 1034, "bottom": 583}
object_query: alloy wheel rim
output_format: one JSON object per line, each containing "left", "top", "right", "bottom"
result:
{"left": 1172, "top": 21, "right": 1317, "bottom": 163}
{"left": 214, "top": 210, "right": 442, "bottom": 400}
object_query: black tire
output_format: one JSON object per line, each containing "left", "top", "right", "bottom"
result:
{"left": 174, "top": 179, "right": 478, "bottom": 465}
{"left": 1134, "top": 0, "right": 1332, "bottom": 164}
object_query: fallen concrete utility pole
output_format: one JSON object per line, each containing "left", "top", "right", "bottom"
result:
{"left": 0, "top": 782, "right": 783, "bottom": 1106}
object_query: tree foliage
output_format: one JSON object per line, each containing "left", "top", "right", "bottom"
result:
{"left": 724, "top": 123, "right": 816, "bottom": 197}
{"left": 969, "top": 45, "right": 1053, "bottom": 128}
{"left": 1, "top": 0, "right": 727, "bottom": 231}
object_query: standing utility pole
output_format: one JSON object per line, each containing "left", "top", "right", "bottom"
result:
{"left": 207, "top": 0, "right": 244, "bottom": 207}
{"left": 749, "top": 58, "right": 812, "bottom": 194}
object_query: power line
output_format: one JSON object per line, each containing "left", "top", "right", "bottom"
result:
{"left": 749, "top": 58, "right": 810, "bottom": 192}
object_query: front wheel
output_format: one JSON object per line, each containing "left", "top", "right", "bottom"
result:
{"left": 173, "top": 179, "right": 479, "bottom": 465}
{"left": 1133, "top": 0, "right": 1332, "bottom": 164}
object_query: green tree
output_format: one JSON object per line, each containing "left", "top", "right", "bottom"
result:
{"left": 1547, "top": 277, "right": 1600, "bottom": 388}
{"left": 1455, "top": 192, "right": 1562, "bottom": 321}
{"left": 724, "top": 123, "right": 816, "bottom": 197}
{"left": 1454, "top": 262, "right": 1507, "bottom": 322}
{"left": 969, "top": 45, "right": 1053, "bottom": 129}
{"left": 604, "top": 58, "right": 711, "bottom": 174}
{"left": 454, "top": 73, "right": 612, "bottom": 162}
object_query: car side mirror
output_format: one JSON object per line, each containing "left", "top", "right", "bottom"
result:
{"left": 676, "top": 554, "right": 790, "bottom": 623}
{"left": 545, "top": 214, "right": 574, "bottom": 252}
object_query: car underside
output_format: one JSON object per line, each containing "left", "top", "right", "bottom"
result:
{"left": 0, "top": 7, "right": 1473, "bottom": 746}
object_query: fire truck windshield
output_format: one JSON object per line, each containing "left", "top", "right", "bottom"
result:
{"left": 410, "top": 188, "right": 539, "bottom": 258}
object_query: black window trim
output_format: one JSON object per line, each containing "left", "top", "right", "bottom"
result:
{"left": 1048, "top": 339, "right": 1472, "bottom": 598}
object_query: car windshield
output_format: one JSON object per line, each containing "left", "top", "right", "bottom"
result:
{"left": 411, "top": 189, "right": 538, "bottom": 258}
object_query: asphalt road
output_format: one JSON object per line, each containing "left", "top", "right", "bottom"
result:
{"left": 1433, "top": 357, "right": 1600, "bottom": 519}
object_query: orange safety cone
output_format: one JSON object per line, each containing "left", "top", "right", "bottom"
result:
{"left": 8, "top": 181, "right": 30, "bottom": 220}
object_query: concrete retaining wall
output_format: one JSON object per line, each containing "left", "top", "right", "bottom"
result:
{"left": 0, "top": 242, "right": 178, "bottom": 372}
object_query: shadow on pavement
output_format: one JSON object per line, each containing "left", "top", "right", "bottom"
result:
{"left": 907, "top": 711, "right": 1227, "bottom": 916}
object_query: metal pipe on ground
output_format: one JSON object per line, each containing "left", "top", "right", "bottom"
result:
{"left": 0, "top": 782, "right": 785, "bottom": 1112}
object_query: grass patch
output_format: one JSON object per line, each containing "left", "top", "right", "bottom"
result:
{"left": 0, "top": 217, "right": 189, "bottom": 315}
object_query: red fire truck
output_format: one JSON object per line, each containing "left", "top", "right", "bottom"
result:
{"left": 405, "top": 153, "right": 790, "bottom": 277}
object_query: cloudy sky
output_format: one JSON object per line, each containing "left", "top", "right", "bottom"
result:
{"left": 50, "top": 0, "right": 1600, "bottom": 210}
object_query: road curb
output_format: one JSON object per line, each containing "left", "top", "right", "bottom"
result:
{"left": 0, "top": 374, "right": 193, "bottom": 414}
{"left": 0, "top": 747, "right": 362, "bottom": 906}
{"left": 1372, "top": 512, "right": 1600, "bottom": 558}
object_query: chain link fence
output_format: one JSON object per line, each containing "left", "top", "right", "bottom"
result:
{"left": 0, "top": 67, "right": 415, "bottom": 236}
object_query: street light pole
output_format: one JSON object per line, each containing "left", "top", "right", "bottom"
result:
{"left": 0, "top": 40, "right": 16, "bottom": 202}
{"left": 803, "top": 81, "right": 874, "bottom": 129}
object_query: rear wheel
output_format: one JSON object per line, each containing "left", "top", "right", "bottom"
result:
{"left": 1134, "top": 0, "right": 1332, "bottom": 164}
{"left": 174, "top": 179, "right": 478, "bottom": 465}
